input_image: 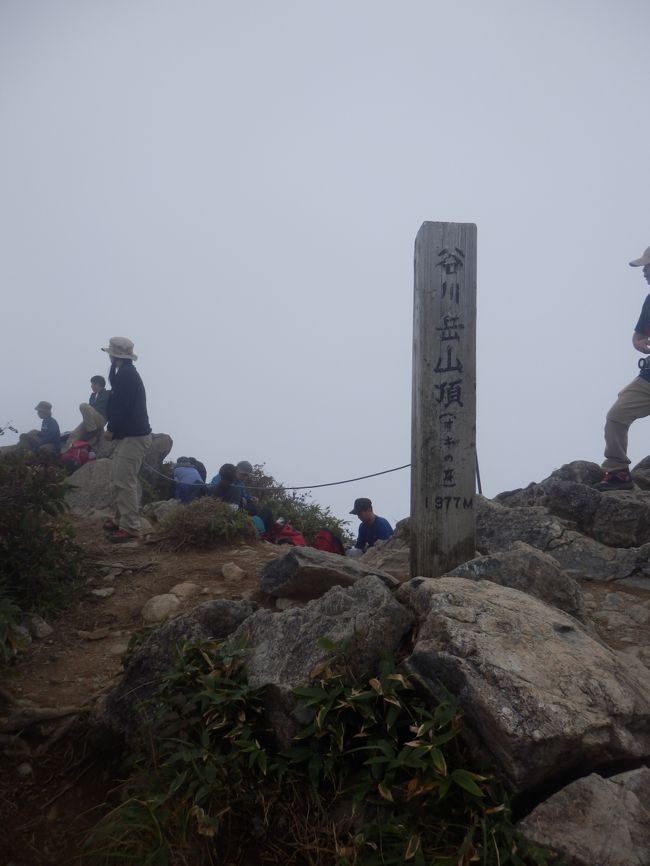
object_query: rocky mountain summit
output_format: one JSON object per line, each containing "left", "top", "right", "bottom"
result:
{"left": 91, "top": 459, "right": 650, "bottom": 866}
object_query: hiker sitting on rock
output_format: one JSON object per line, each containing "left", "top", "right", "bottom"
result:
{"left": 347, "top": 497, "right": 393, "bottom": 557}
{"left": 173, "top": 456, "right": 204, "bottom": 503}
{"left": 18, "top": 401, "right": 61, "bottom": 455}
{"left": 66, "top": 375, "right": 109, "bottom": 447}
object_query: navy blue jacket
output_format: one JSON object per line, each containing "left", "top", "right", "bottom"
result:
{"left": 106, "top": 361, "right": 151, "bottom": 439}
{"left": 89, "top": 388, "right": 109, "bottom": 419}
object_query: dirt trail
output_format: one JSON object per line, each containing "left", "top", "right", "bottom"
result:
{"left": 0, "top": 514, "right": 283, "bottom": 866}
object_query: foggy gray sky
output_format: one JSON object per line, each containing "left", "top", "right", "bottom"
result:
{"left": 2, "top": 0, "right": 650, "bottom": 531}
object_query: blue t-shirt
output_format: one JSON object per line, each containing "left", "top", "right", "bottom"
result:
{"left": 355, "top": 516, "right": 394, "bottom": 551}
{"left": 636, "top": 294, "right": 650, "bottom": 382}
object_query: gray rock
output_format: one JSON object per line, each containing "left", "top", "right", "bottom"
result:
{"left": 477, "top": 496, "right": 650, "bottom": 582}
{"left": 95, "top": 598, "right": 256, "bottom": 745}
{"left": 361, "top": 518, "right": 411, "bottom": 579}
{"left": 24, "top": 614, "right": 54, "bottom": 639}
{"left": 259, "top": 546, "right": 399, "bottom": 600}
{"left": 89, "top": 587, "right": 115, "bottom": 599}
{"left": 234, "top": 576, "right": 414, "bottom": 746}
{"left": 589, "top": 490, "right": 650, "bottom": 548}
{"left": 398, "top": 576, "right": 650, "bottom": 793}
{"left": 222, "top": 562, "right": 246, "bottom": 581}
{"left": 66, "top": 434, "right": 172, "bottom": 514}
{"left": 476, "top": 497, "right": 567, "bottom": 554}
{"left": 547, "top": 460, "right": 603, "bottom": 485}
{"left": 140, "top": 434, "right": 174, "bottom": 499}
{"left": 444, "top": 542, "right": 586, "bottom": 620}
{"left": 142, "top": 499, "right": 180, "bottom": 523}
{"left": 519, "top": 769, "right": 650, "bottom": 866}
{"left": 65, "top": 459, "right": 115, "bottom": 513}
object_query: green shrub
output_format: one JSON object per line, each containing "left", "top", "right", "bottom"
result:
{"left": 0, "top": 453, "right": 85, "bottom": 625}
{"left": 157, "top": 497, "right": 257, "bottom": 550}
{"left": 83, "top": 640, "right": 554, "bottom": 866}
{"left": 249, "top": 464, "right": 354, "bottom": 546}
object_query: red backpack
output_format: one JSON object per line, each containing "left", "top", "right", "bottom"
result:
{"left": 61, "top": 439, "right": 91, "bottom": 473}
{"left": 312, "top": 528, "right": 346, "bottom": 556}
{"left": 263, "top": 521, "right": 307, "bottom": 547}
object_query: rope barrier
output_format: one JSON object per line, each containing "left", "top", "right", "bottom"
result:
{"left": 143, "top": 461, "right": 412, "bottom": 491}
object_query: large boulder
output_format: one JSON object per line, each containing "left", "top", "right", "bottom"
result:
{"left": 518, "top": 768, "right": 650, "bottom": 866}
{"left": 65, "top": 433, "right": 174, "bottom": 514}
{"left": 65, "top": 458, "right": 115, "bottom": 513}
{"left": 398, "top": 576, "right": 650, "bottom": 793}
{"left": 259, "top": 546, "right": 399, "bottom": 600}
{"left": 476, "top": 496, "right": 650, "bottom": 583}
{"left": 234, "top": 576, "right": 414, "bottom": 746}
{"left": 444, "top": 542, "right": 587, "bottom": 620}
{"left": 494, "top": 465, "right": 650, "bottom": 549}
{"left": 140, "top": 433, "right": 174, "bottom": 499}
{"left": 95, "top": 598, "right": 256, "bottom": 746}
{"left": 360, "top": 518, "right": 411, "bottom": 579}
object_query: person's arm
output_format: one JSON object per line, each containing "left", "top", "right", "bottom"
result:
{"left": 633, "top": 332, "right": 650, "bottom": 354}
{"left": 355, "top": 524, "right": 366, "bottom": 550}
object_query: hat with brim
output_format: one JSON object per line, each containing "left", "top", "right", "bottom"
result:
{"left": 629, "top": 246, "right": 650, "bottom": 267}
{"left": 350, "top": 497, "right": 372, "bottom": 515}
{"left": 35, "top": 401, "right": 52, "bottom": 412}
{"left": 101, "top": 336, "right": 138, "bottom": 360}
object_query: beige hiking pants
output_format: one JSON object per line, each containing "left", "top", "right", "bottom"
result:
{"left": 602, "top": 377, "right": 650, "bottom": 470}
{"left": 67, "top": 403, "right": 106, "bottom": 444}
{"left": 111, "top": 433, "right": 152, "bottom": 534}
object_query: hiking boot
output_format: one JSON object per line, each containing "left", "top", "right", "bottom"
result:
{"left": 593, "top": 470, "right": 634, "bottom": 491}
{"left": 109, "top": 529, "right": 139, "bottom": 544}
{"left": 102, "top": 518, "right": 119, "bottom": 532}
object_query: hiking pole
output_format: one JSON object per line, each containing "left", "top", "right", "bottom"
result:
{"left": 475, "top": 452, "right": 483, "bottom": 496}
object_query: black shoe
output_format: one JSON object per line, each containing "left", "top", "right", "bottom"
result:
{"left": 594, "top": 470, "right": 633, "bottom": 491}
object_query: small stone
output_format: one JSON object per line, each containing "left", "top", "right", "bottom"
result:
{"left": 222, "top": 563, "right": 245, "bottom": 581}
{"left": 169, "top": 582, "right": 200, "bottom": 600}
{"left": 25, "top": 614, "right": 54, "bottom": 640}
{"left": 275, "top": 597, "right": 295, "bottom": 611}
{"left": 141, "top": 593, "right": 180, "bottom": 624}
{"left": 90, "top": 587, "right": 115, "bottom": 599}
{"left": 17, "top": 762, "right": 33, "bottom": 778}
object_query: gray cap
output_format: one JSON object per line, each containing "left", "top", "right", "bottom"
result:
{"left": 236, "top": 460, "right": 253, "bottom": 475}
{"left": 35, "top": 401, "right": 52, "bottom": 412}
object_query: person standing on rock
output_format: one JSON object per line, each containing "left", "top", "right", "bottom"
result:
{"left": 101, "top": 337, "right": 152, "bottom": 543}
{"left": 348, "top": 497, "right": 393, "bottom": 556}
{"left": 596, "top": 246, "right": 650, "bottom": 491}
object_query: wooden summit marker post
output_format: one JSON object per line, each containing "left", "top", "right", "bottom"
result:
{"left": 411, "top": 222, "right": 477, "bottom": 578}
